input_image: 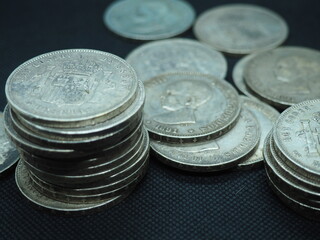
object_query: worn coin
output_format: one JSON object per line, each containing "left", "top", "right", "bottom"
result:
{"left": 244, "top": 47, "right": 320, "bottom": 108}
{"left": 194, "top": 4, "right": 288, "bottom": 55}
{"left": 6, "top": 49, "right": 138, "bottom": 127}
{"left": 103, "top": 0, "right": 195, "bottom": 40}
{"left": 151, "top": 108, "right": 260, "bottom": 172}
{"left": 143, "top": 72, "right": 240, "bottom": 143}
{"left": 126, "top": 38, "right": 227, "bottom": 82}
{"left": 237, "top": 96, "right": 279, "bottom": 169}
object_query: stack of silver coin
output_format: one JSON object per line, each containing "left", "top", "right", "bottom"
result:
{"left": 233, "top": 46, "right": 320, "bottom": 110}
{"left": 4, "top": 49, "right": 149, "bottom": 214}
{"left": 264, "top": 99, "right": 320, "bottom": 220}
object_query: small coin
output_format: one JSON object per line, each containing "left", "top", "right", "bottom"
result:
{"left": 103, "top": 0, "right": 195, "bottom": 40}
{"left": 6, "top": 49, "right": 138, "bottom": 127}
{"left": 244, "top": 47, "right": 320, "bottom": 108}
{"left": 126, "top": 38, "right": 227, "bottom": 82}
{"left": 150, "top": 108, "right": 260, "bottom": 172}
{"left": 143, "top": 72, "right": 240, "bottom": 143}
{"left": 0, "top": 112, "right": 19, "bottom": 174}
{"left": 237, "top": 96, "right": 279, "bottom": 169}
{"left": 194, "top": 4, "right": 288, "bottom": 55}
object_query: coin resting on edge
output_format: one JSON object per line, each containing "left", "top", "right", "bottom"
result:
{"left": 5, "top": 49, "right": 138, "bottom": 127}
{"left": 126, "top": 38, "right": 227, "bottom": 82}
{"left": 244, "top": 47, "right": 320, "bottom": 108}
{"left": 103, "top": 0, "right": 195, "bottom": 40}
{"left": 237, "top": 96, "right": 279, "bottom": 169}
{"left": 150, "top": 108, "right": 260, "bottom": 172}
{"left": 143, "top": 73, "right": 240, "bottom": 143}
{"left": 193, "top": 4, "right": 288, "bottom": 55}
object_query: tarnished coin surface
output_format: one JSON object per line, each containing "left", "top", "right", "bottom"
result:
{"left": 103, "top": 0, "right": 195, "bottom": 40}
{"left": 273, "top": 99, "right": 320, "bottom": 179}
{"left": 6, "top": 49, "right": 138, "bottom": 127}
{"left": 151, "top": 108, "right": 260, "bottom": 172}
{"left": 237, "top": 96, "right": 279, "bottom": 169}
{"left": 126, "top": 38, "right": 227, "bottom": 82}
{"left": 143, "top": 73, "right": 240, "bottom": 143}
{"left": 193, "top": 4, "right": 288, "bottom": 55}
{"left": 0, "top": 112, "right": 19, "bottom": 174}
{"left": 245, "top": 47, "right": 320, "bottom": 108}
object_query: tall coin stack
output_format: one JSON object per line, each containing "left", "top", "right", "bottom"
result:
{"left": 264, "top": 99, "right": 320, "bottom": 220}
{"left": 4, "top": 49, "right": 149, "bottom": 214}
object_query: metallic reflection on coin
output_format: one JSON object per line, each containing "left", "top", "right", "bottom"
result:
{"left": 151, "top": 108, "right": 260, "bottom": 172}
{"left": 143, "top": 73, "right": 240, "bottom": 143}
{"left": 103, "top": 0, "right": 195, "bottom": 40}
{"left": 194, "top": 4, "right": 288, "bottom": 55}
{"left": 0, "top": 112, "right": 19, "bottom": 174}
{"left": 126, "top": 38, "right": 227, "bottom": 82}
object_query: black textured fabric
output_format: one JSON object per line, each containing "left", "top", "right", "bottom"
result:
{"left": 1, "top": 0, "right": 320, "bottom": 239}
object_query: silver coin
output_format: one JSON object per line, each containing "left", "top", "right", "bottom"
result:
{"left": 237, "top": 96, "right": 279, "bottom": 169}
{"left": 0, "top": 112, "right": 19, "bottom": 174}
{"left": 193, "top": 4, "right": 288, "bottom": 55}
{"left": 126, "top": 38, "right": 227, "bottom": 82}
{"left": 143, "top": 72, "right": 240, "bottom": 143}
{"left": 244, "top": 47, "right": 320, "bottom": 108}
{"left": 273, "top": 99, "right": 320, "bottom": 180}
{"left": 151, "top": 108, "right": 260, "bottom": 172}
{"left": 6, "top": 49, "right": 138, "bottom": 127}
{"left": 103, "top": 0, "right": 195, "bottom": 41}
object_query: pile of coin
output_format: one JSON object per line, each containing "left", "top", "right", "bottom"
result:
{"left": 233, "top": 46, "right": 320, "bottom": 110}
{"left": 4, "top": 49, "right": 149, "bottom": 214}
{"left": 264, "top": 99, "right": 320, "bottom": 220}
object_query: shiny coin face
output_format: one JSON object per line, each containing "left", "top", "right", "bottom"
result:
{"left": 151, "top": 108, "right": 260, "bottom": 172}
{"left": 126, "top": 38, "right": 227, "bottom": 82}
{"left": 274, "top": 99, "right": 320, "bottom": 179}
{"left": 143, "top": 73, "right": 240, "bottom": 143}
{"left": 193, "top": 4, "right": 288, "bottom": 55}
{"left": 103, "top": 0, "right": 195, "bottom": 40}
{"left": 0, "top": 112, "right": 19, "bottom": 174}
{"left": 237, "top": 96, "right": 279, "bottom": 169}
{"left": 6, "top": 49, "right": 138, "bottom": 127}
{"left": 244, "top": 47, "right": 320, "bottom": 108}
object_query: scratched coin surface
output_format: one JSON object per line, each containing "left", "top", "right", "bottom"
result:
{"left": 0, "top": 112, "right": 19, "bottom": 173}
{"left": 5, "top": 49, "right": 138, "bottom": 127}
{"left": 150, "top": 108, "right": 260, "bottom": 171}
{"left": 273, "top": 99, "right": 320, "bottom": 179}
{"left": 143, "top": 73, "right": 240, "bottom": 142}
{"left": 103, "top": 0, "right": 195, "bottom": 40}
{"left": 237, "top": 96, "right": 279, "bottom": 169}
{"left": 244, "top": 47, "right": 320, "bottom": 108}
{"left": 126, "top": 38, "right": 227, "bottom": 82}
{"left": 193, "top": 4, "right": 288, "bottom": 55}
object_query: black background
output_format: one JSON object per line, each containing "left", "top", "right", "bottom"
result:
{"left": 1, "top": 0, "right": 320, "bottom": 239}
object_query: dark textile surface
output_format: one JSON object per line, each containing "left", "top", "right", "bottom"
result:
{"left": 0, "top": 0, "right": 320, "bottom": 239}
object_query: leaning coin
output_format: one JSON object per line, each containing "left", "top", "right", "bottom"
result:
{"left": 0, "top": 112, "right": 19, "bottom": 174}
{"left": 126, "top": 38, "right": 227, "bottom": 82}
{"left": 244, "top": 47, "right": 320, "bottom": 108}
{"left": 194, "top": 4, "right": 288, "bottom": 55}
{"left": 143, "top": 72, "right": 240, "bottom": 143}
{"left": 103, "top": 0, "right": 195, "bottom": 41}
{"left": 151, "top": 108, "right": 260, "bottom": 172}
{"left": 237, "top": 96, "right": 279, "bottom": 169}
{"left": 6, "top": 49, "right": 138, "bottom": 128}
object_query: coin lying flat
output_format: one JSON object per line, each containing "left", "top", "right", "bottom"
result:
{"left": 103, "top": 0, "right": 195, "bottom": 40}
{"left": 143, "top": 73, "right": 240, "bottom": 143}
{"left": 193, "top": 4, "right": 288, "bottom": 55}
{"left": 126, "top": 38, "right": 227, "bottom": 82}
{"left": 237, "top": 96, "right": 279, "bottom": 169}
{"left": 151, "top": 108, "right": 260, "bottom": 172}
{"left": 0, "top": 112, "right": 19, "bottom": 174}
{"left": 6, "top": 49, "right": 138, "bottom": 127}
{"left": 244, "top": 47, "right": 320, "bottom": 108}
